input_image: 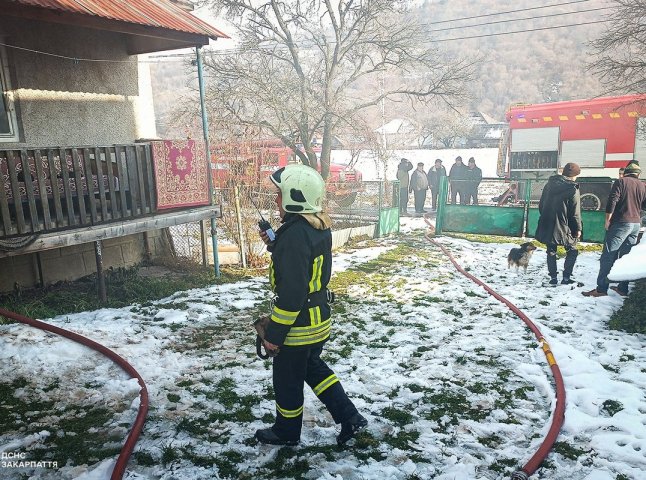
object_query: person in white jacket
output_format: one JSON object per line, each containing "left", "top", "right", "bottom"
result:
{"left": 409, "top": 162, "right": 429, "bottom": 214}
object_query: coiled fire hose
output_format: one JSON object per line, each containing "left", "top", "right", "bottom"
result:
{"left": 0, "top": 308, "right": 149, "bottom": 480}
{"left": 423, "top": 227, "right": 566, "bottom": 480}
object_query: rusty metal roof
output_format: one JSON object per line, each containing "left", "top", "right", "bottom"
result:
{"left": 7, "top": 0, "right": 228, "bottom": 40}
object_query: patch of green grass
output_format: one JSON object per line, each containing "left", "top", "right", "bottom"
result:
{"left": 134, "top": 450, "right": 156, "bottom": 467}
{"left": 609, "top": 280, "right": 646, "bottom": 334}
{"left": 602, "top": 364, "right": 620, "bottom": 373}
{"left": 489, "top": 457, "right": 520, "bottom": 473}
{"left": 0, "top": 263, "right": 250, "bottom": 319}
{"left": 381, "top": 406, "right": 414, "bottom": 426}
{"left": 601, "top": 399, "right": 624, "bottom": 417}
{"left": 262, "top": 446, "right": 310, "bottom": 479}
{"left": 552, "top": 441, "right": 589, "bottom": 460}
{"left": 167, "top": 393, "right": 180, "bottom": 403}
{"left": 383, "top": 429, "right": 420, "bottom": 449}
{"left": 478, "top": 434, "right": 502, "bottom": 448}
{"left": 552, "top": 324, "right": 573, "bottom": 334}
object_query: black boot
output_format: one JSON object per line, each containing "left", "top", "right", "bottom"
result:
{"left": 255, "top": 428, "right": 299, "bottom": 446}
{"left": 337, "top": 413, "right": 368, "bottom": 445}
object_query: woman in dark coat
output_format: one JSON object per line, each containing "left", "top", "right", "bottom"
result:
{"left": 535, "top": 162, "right": 582, "bottom": 285}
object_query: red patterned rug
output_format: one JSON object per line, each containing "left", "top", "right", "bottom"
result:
{"left": 151, "top": 140, "right": 210, "bottom": 210}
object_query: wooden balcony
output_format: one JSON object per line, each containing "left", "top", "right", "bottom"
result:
{"left": 0, "top": 143, "right": 220, "bottom": 257}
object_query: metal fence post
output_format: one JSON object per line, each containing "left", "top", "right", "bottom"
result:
{"left": 522, "top": 179, "right": 532, "bottom": 238}
{"left": 376, "top": 180, "right": 384, "bottom": 237}
{"left": 435, "top": 176, "right": 448, "bottom": 235}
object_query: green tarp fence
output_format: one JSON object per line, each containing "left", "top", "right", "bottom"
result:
{"left": 436, "top": 177, "right": 607, "bottom": 243}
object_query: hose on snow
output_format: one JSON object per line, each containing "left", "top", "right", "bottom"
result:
{"left": 0, "top": 307, "right": 149, "bottom": 480}
{"left": 423, "top": 226, "right": 566, "bottom": 479}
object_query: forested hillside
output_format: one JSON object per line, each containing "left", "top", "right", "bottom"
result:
{"left": 149, "top": 0, "right": 611, "bottom": 136}
{"left": 421, "top": 0, "right": 608, "bottom": 118}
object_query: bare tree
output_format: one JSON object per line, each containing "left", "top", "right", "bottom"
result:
{"left": 203, "top": 0, "right": 476, "bottom": 179}
{"left": 416, "top": 108, "right": 472, "bottom": 148}
{"left": 589, "top": 0, "right": 646, "bottom": 95}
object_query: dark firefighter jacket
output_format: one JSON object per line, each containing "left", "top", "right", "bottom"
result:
{"left": 265, "top": 213, "right": 332, "bottom": 348}
{"left": 535, "top": 175, "right": 582, "bottom": 247}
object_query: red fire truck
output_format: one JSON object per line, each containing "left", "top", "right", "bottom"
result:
{"left": 212, "top": 140, "right": 363, "bottom": 207}
{"left": 498, "top": 94, "right": 646, "bottom": 209}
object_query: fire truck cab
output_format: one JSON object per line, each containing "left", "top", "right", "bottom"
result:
{"left": 212, "top": 141, "right": 363, "bottom": 207}
{"left": 499, "top": 94, "right": 646, "bottom": 209}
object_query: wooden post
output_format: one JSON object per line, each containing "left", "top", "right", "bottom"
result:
{"left": 35, "top": 252, "right": 44, "bottom": 287}
{"left": 200, "top": 219, "right": 208, "bottom": 266}
{"left": 142, "top": 231, "right": 152, "bottom": 263}
{"left": 94, "top": 240, "right": 107, "bottom": 303}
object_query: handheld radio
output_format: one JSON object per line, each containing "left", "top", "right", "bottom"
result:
{"left": 250, "top": 196, "right": 276, "bottom": 242}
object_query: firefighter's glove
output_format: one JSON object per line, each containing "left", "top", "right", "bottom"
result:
{"left": 253, "top": 316, "right": 280, "bottom": 359}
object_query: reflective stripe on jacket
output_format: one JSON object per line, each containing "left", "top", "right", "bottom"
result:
{"left": 265, "top": 213, "right": 332, "bottom": 347}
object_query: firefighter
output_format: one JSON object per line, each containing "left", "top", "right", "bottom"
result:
{"left": 255, "top": 164, "right": 367, "bottom": 446}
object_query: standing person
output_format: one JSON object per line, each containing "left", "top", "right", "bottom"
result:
{"left": 535, "top": 162, "right": 583, "bottom": 286}
{"left": 583, "top": 162, "right": 646, "bottom": 297}
{"left": 256, "top": 164, "right": 367, "bottom": 446}
{"left": 409, "top": 162, "right": 429, "bottom": 214}
{"left": 397, "top": 158, "right": 413, "bottom": 215}
{"left": 449, "top": 156, "right": 468, "bottom": 204}
{"left": 427, "top": 158, "right": 447, "bottom": 211}
{"left": 465, "top": 157, "right": 483, "bottom": 205}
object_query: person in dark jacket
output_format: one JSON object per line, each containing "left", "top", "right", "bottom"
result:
{"left": 583, "top": 161, "right": 646, "bottom": 297}
{"left": 465, "top": 157, "right": 482, "bottom": 205}
{"left": 448, "top": 156, "right": 468, "bottom": 204}
{"left": 396, "top": 158, "right": 413, "bottom": 214}
{"left": 427, "top": 159, "right": 446, "bottom": 211}
{"left": 255, "top": 164, "right": 367, "bottom": 446}
{"left": 409, "top": 162, "right": 429, "bottom": 214}
{"left": 535, "top": 162, "right": 582, "bottom": 285}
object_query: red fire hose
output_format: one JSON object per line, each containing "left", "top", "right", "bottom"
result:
{"left": 423, "top": 228, "right": 566, "bottom": 479}
{"left": 0, "top": 308, "right": 149, "bottom": 480}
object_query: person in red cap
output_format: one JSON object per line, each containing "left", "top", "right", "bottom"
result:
{"left": 535, "top": 162, "right": 582, "bottom": 285}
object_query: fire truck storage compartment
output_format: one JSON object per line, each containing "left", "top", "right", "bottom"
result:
{"left": 561, "top": 139, "right": 606, "bottom": 168}
{"left": 636, "top": 118, "right": 646, "bottom": 164}
{"left": 510, "top": 127, "right": 560, "bottom": 174}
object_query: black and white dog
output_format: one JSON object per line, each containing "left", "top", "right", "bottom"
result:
{"left": 507, "top": 242, "right": 537, "bottom": 272}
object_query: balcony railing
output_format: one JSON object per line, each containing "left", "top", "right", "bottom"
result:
{"left": 1, "top": 144, "right": 156, "bottom": 239}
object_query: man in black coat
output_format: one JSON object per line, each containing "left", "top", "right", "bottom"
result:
{"left": 535, "top": 162, "right": 582, "bottom": 285}
{"left": 465, "top": 157, "right": 482, "bottom": 205}
{"left": 426, "top": 158, "right": 446, "bottom": 211}
{"left": 448, "top": 156, "right": 468, "bottom": 204}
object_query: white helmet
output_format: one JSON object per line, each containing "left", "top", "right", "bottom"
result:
{"left": 270, "top": 164, "right": 325, "bottom": 213}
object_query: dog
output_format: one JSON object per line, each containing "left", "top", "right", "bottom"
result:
{"left": 507, "top": 242, "right": 537, "bottom": 272}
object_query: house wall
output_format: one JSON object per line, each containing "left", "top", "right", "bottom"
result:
{"left": 0, "top": 17, "right": 155, "bottom": 147}
{"left": 0, "top": 17, "right": 169, "bottom": 293}
{"left": 0, "top": 230, "right": 172, "bottom": 293}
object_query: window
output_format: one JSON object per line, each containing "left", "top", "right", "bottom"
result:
{"left": 0, "top": 45, "right": 19, "bottom": 142}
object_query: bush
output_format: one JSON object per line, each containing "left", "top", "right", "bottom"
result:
{"left": 609, "top": 279, "right": 646, "bottom": 334}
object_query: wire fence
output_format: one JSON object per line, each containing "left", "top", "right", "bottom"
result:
{"left": 167, "top": 180, "right": 396, "bottom": 267}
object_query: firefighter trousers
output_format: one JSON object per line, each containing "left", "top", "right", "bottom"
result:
{"left": 271, "top": 343, "right": 358, "bottom": 441}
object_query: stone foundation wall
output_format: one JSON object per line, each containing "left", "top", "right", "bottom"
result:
{"left": 0, "top": 230, "right": 171, "bottom": 292}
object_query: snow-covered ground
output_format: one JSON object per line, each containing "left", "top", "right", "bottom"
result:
{"left": 1, "top": 217, "right": 645, "bottom": 480}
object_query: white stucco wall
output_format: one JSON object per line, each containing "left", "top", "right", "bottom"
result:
{"left": 0, "top": 17, "right": 157, "bottom": 147}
